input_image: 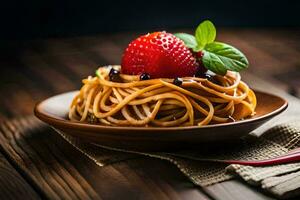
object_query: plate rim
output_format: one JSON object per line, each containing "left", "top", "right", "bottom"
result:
{"left": 34, "top": 90, "right": 288, "bottom": 132}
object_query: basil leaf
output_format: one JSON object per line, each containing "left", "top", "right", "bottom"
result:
{"left": 195, "top": 20, "right": 216, "bottom": 49}
{"left": 174, "top": 33, "right": 197, "bottom": 49}
{"left": 202, "top": 42, "right": 249, "bottom": 75}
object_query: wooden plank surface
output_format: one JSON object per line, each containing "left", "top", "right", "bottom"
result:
{"left": 0, "top": 29, "right": 299, "bottom": 199}
{"left": 205, "top": 180, "right": 274, "bottom": 200}
{"left": 0, "top": 148, "right": 40, "bottom": 200}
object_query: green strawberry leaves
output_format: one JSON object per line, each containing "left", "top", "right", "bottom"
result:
{"left": 175, "top": 20, "right": 249, "bottom": 75}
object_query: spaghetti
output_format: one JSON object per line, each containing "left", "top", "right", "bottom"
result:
{"left": 69, "top": 65, "right": 256, "bottom": 127}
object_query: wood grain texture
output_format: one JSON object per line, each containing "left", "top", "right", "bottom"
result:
{"left": 205, "top": 180, "right": 275, "bottom": 200}
{"left": 0, "top": 119, "right": 100, "bottom": 200}
{"left": 0, "top": 149, "right": 40, "bottom": 200}
{"left": 0, "top": 29, "right": 299, "bottom": 199}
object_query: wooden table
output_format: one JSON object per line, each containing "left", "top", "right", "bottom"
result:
{"left": 0, "top": 29, "right": 299, "bottom": 200}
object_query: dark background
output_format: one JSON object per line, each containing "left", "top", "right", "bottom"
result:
{"left": 1, "top": 0, "right": 300, "bottom": 40}
{"left": 0, "top": 0, "right": 299, "bottom": 119}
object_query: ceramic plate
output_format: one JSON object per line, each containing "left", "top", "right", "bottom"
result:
{"left": 34, "top": 90, "right": 288, "bottom": 151}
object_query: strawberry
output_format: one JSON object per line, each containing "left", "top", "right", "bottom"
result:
{"left": 121, "top": 31, "right": 201, "bottom": 78}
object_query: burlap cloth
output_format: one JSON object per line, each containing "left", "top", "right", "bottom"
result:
{"left": 52, "top": 120, "right": 300, "bottom": 199}
{"left": 2, "top": 117, "right": 300, "bottom": 199}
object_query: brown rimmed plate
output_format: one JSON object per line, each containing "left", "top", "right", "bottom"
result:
{"left": 34, "top": 90, "right": 288, "bottom": 151}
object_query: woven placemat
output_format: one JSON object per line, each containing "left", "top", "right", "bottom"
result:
{"left": 53, "top": 121, "right": 300, "bottom": 199}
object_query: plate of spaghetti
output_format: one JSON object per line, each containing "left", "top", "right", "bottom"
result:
{"left": 34, "top": 20, "right": 288, "bottom": 150}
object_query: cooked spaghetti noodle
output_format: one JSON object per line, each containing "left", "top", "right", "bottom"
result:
{"left": 69, "top": 65, "right": 256, "bottom": 127}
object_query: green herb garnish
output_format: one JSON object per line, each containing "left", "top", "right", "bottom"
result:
{"left": 174, "top": 20, "right": 249, "bottom": 75}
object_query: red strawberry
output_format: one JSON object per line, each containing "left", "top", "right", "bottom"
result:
{"left": 121, "top": 31, "right": 200, "bottom": 78}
